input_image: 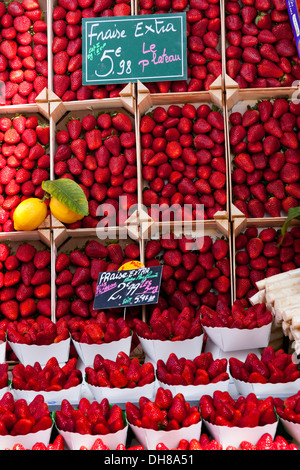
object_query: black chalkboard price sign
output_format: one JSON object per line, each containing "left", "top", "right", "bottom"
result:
{"left": 82, "top": 13, "right": 187, "bottom": 85}
{"left": 93, "top": 266, "right": 163, "bottom": 310}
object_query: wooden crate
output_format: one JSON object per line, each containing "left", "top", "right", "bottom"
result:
{"left": 134, "top": 0, "right": 226, "bottom": 94}
{"left": 49, "top": 94, "right": 140, "bottom": 235}
{"left": 140, "top": 219, "right": 233, "bottom": 324}
{"left": 47, "top": 0, "right": 136, "bottom": 107}
{"left": 225, "top": 85, "right": 300, "bottom": 222}
{"left": 137, "top": 84, "right": 229, "bottom": 227}
{"left": 232, "top": 216, "right": 300, "bottom": 352}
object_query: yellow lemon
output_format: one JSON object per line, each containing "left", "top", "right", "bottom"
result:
{"left": 13, "top": 198, "right": 48, "bottom": 231}
{"left": 50, "top": 197, "right": 84, "bottom": 224}
{"left": 118, "top": 260, "right": 144, "bottom": 271}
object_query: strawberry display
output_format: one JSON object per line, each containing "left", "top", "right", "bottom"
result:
{"left": 12, "top": 356, "right": 82, "bottom": 392}
{"left": 54, "top": 112, "right": 137, "bottom": 228}
{"left": 225, "top": 0, "right": 300, "bottom": 88}
{"left": 157, "top": 433, "right": 298, "bottom": 450}
{"left": 5, "top": 435, "right": 65, "bottom": 450}
{"left": 143, "top": 233, "right": 231, "bottom": 311}
{"left": 230, "top": 98, "right": 300, "bottom": 218}
{"left": 0, "top": 392, "right": 52, "bottom": 435}
{"left": 133, "top": 306, "right": 202, "bottom": 341}
{"left": 0, "top": 242, "right": 51, "bottom": 321}
{"left": 6, "top": 316, "right": 69, "bottom": 345}
{"left": 141, "top": 103, "right": 227, "bottom": 221}
{"left": 55, "top": 238, "right": 140, "bottom": 320}
{"left": 138, "top": 0, "right": 222, "bottom": 93}
{"left": 0, "top": 0, "right": 47, "bottom": 105}
{"left": 229, "top": 346, "right": 300, "bottom": 384}
{"left": 200, "top": 300, "right": 273, "bottom": 329}
{"left": 85, "top": 351, "right": 155, "bottom": 388}
{"left": 156, "top": 351, "right": 229, "bottom": 385}
{"left": 52, "top": 0, "right": 131, "bottom": 101}
{"left": 235, "top": 226, "right": 300, "bottom": 299}
{"left": 0, "top": 114, "right": 50, "bottom": 232}
{"left": 67, "top": 312, "right": 131, "bottom": 343}
{"left": 0, "top": 362, "right": 8, "bottom": 389}
{"left": 55, "top": 396, "right": 126, "bottom": 435}
{"left": 125, "top": 386, "right": 201, "bottom": 431}
{"left": 275, "top": 391, "right": 300, "bottom": 423}
{"left": 199, "top": 390, "right": 277, "bottom": 427}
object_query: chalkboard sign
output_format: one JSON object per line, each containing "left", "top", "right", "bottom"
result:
{"left": 82, "top": 14, "right": 187, "bottom": 85}
{"left": 93, "top": 265, "right": 163, "bottom": 310}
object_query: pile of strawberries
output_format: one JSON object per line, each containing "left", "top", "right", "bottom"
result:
{"left": 5, "top": 435, "right": 64, "bottom": 450}
{"left": 200, "top": 300, "right": 273, "bottom": 329}
{"left": 85, "top": 351, "right": 155, "bottom": 388}
{"left": 80, "top": 438, "right": 144, "bottom": 450}
{"left": 6, "top": 316, "right": 69, "bottom": 345}
{"left": 230, "top": 97, "right": 300, "bottom": 218}
{"left": 144, "top": 233, "right": 231, "bottom": 311}
{"left": 55, "top": 238, "right": 140, "bottom": 319}
{"left": 126, "top": 387, "right": 201, "bottom": 431}
{"left": 52, "top": 0, "right": 131, "bottom": 101}
{"left": 156, "top": 352, "right": 229, "bottom": 385}
{"left": 229, "top": 346, "right": 300, "bottom": 384}
{"left": 0, "top": 392, "right": 52, "bottom": 436}
{"left": 0, "top": 242, "right": 51, "bottom": 321}
{"left": 226, "top": 0, "right": 299, "bottom": 88}
{"left": 0, "top": 0, "right": 47, "bottom": 106}
{"left": 0, "top": 363, "right": 8, "bottom": 389}
{"left": 199, "top": 390, "right": 277, "bottom": 427}
{"left": 141, "top": 103, "right": 227, "bottom": 221}
{"left": 55, "top": 396, "right": 126, "bottom": 435}
{"left": 157, "top": 433, "right": 298, "bottom": 450}
{"left": 275, "top": 391, "right": 300, "bottom": 423}
{"left": 0, "top": 114, "right": 50, "bottom": 232}
{"left": 12, "top": 356, "right": 82, "bottom": 392}
{"left": 67, "top": 311, "right": 131, "bottom": 343}
{"left": 54, "top": 112, "right": 137, "bottom": 229}
{"left": 235, "top": 226, "right": 300, "bottom": 299}
{"left": 133, "top": 305, "right": 202, "bottom": 341}
{"left": 138, "top": 0, "right": 222, "bottom": 93}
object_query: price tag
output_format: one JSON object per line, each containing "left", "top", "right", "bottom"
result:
{"left": 93, "top": 265, "right": 163, "bottom": 310}
{"left": 82, "top": 13, "right": 187, "bottom": 84}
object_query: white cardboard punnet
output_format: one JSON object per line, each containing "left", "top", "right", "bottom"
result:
{"left": 0, "top": 341, "right": 5, "bottom": 363}
{"left": 56, "top": 425, "right": 128, "bottom": 450}
{"left": 8, "top": 337, "right": 70, "bottom": 366}
{"left": 12, "top": 383, "right": 82, "bottom": 406}
{"left": 0, "top": 426, "right": 53, "bottom": 450}
{"left": 72, "top": 335, "right": 132, "bottom": 367}
{"left": 232, "top": 377, "right": 300, "bottom": 399}
{"left": 156, "top": 379, "right": 229, "bottom": 400}
{"left": 128, "top": 420, "right": 202, "bottom": 450}
{"left": 137, "top": 334, "right": 203, "bottom": 365}
{"left": 279, "top": 418, "right": 300, "bottom": 446}
{"left": 86, "top": 380, "right": 156, "bottom": 404}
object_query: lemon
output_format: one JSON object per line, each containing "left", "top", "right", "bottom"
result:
{"left": 13, "top": 198, "right": 48, "bottom": 231}
{"left": 50, "top": 197, "right": 84, "bottom": 224}
{"left": 118, "top": 261, "right": 144, "bottom": 271}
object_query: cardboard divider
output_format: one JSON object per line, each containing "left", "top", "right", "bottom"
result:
{"left": 225, "top": 85, "right": 300, "bottom": 222}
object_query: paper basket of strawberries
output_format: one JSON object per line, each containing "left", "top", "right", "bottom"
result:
{"left": 85, "top": 352, "right": 156, "bottom": 404}
{"left": 229, "top": 346, "right": 300, "bottom": 398}
{"left": 7, "top": 317, "right": 70, "bottom": 367}
{"left": 54, "top": 397, "right": 128, "bottom": 450}
{"left": 156, "top": 352, "right": 230, "bottom": 400}
{"left": 199, "top": 390, "right": 278, "bottom": 449}
{"left": 0, "top": 392, "right": 53, "bottom": 450}
{"left": 275, "top": 391, "right": 300, "bottom": 445}
{"left": 11, "top": 357, "right": 82, "bottom": 405}
{"left": 200, "top": 300, "right": 273, "bottom": 351}
{"left": 125, "top": 387, "right": 202, "bottom": 450}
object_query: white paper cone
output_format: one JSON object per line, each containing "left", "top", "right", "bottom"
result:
{"left": 12, "top": 383, "right": 82, "bottom": 406}
{"left": 202, "top": 323, "right": 272, "bottom": 352}
{"left": 137, "top": 334, "right": 203, "bottom": 365}
{"left": 128, "top": 420, "right": 202, "bottom": 450}
{"left": 8, "top": 337, "right": 71, "bottom": 366}
{"left": 57, "top": 425, "right": 128, "bottom": 450}
{"left": 0, "top": 341, "right": 6, "bottom": 363}
{"left": 203, "top": 419, "right": 278, "bottom": 449}
{"left": 0, "top": 426, "right": 53, "bottom": 450}
{"left": 280, "top": 418, "right": 300, "bottom": 446}
{"left": 86, "top": 380, "right": 156, "bottom": 404}
{"left": 72, "top": 335, "right": 132, "bottom": 367}
{"left": 157, "top": 379, "right": 229, "bottom": 400}
{"left": 232, "top": 377, "right": 300, "bottom": 399}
